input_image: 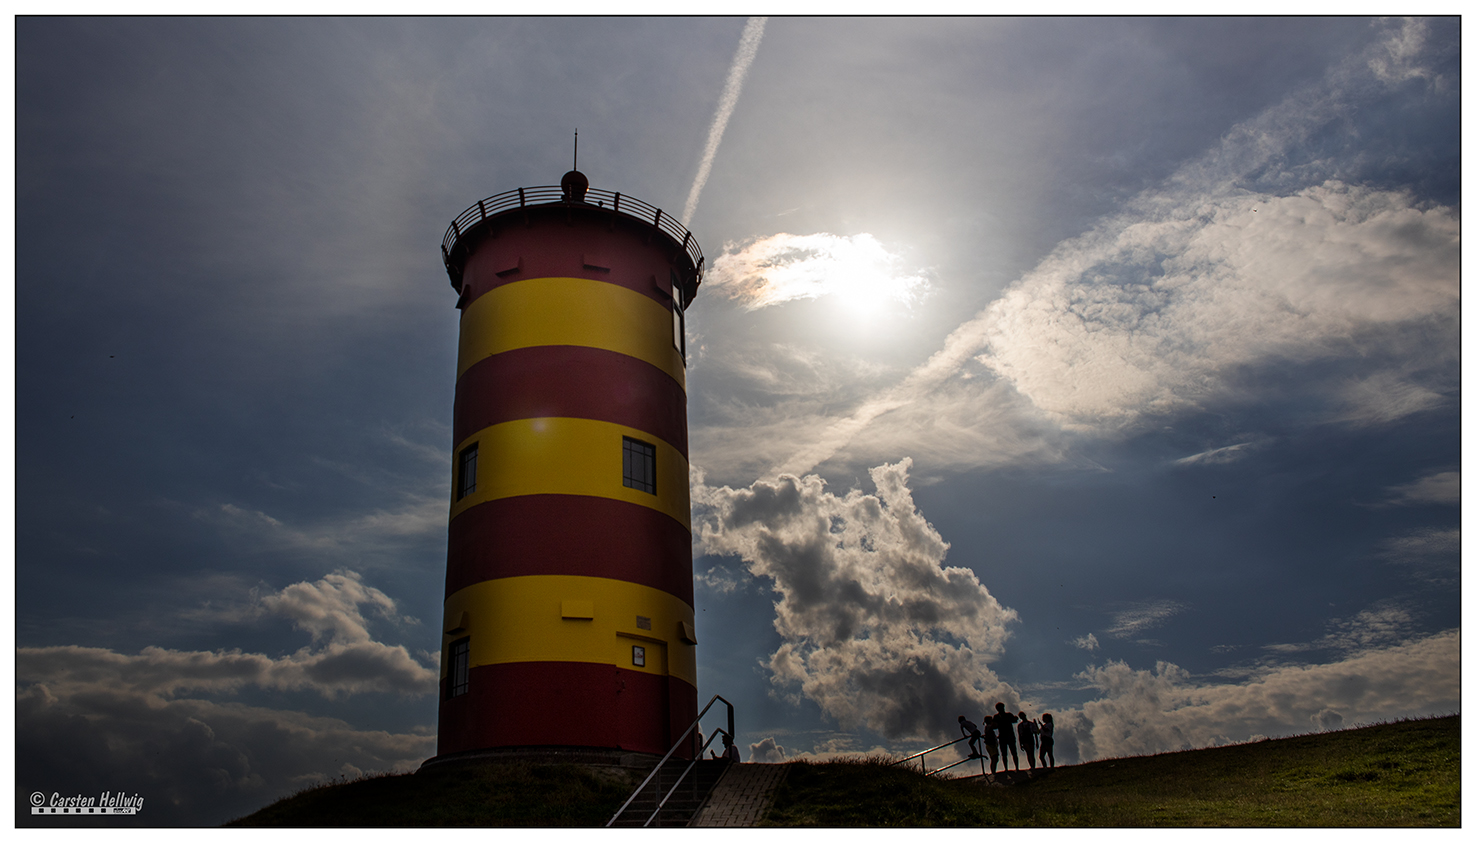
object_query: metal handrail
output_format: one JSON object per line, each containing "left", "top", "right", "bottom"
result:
{"left": 890, "top": 735, "right": 987, "bottom": 777}
{"left": 441, "top": 184, "right": 705, "bottom": 284}
{"left": 607, "top": 694, "right": 735, "bottom": 828}
{"left": 642, "top": 728, "right": 730, "bottom": 827}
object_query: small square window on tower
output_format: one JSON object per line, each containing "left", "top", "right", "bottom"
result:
{"left": 622, "top": 437, "right": 656, "bottom": 495}
{"left": 448, "top": 637, "right": 470, "bottom": 699}
{"left": 456, "top": 443, "right": 478, "bottom": 501}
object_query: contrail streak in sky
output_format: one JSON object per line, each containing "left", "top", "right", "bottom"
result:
{"left": 683, "top": 17, "right": 767, "bottom": 224}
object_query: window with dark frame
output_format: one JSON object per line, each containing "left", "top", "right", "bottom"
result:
{"left": 448, "top": 637, "right": 470, "bottom": 699}
{"left": 622, "top": 437, "right": 656, "bottom": 495}
{"left": 671, "top": 271, "right": 686, "bottom": 361}
{"left": 456, "top": 443, "right": 478, "bottom": 501}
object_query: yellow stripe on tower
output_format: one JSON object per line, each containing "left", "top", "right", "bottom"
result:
{"left": 442, "top": 575, "right": 698, "bottom": 686}
{"left": 449, "top": 417, "right": 690, "bottom": 529}
{"left": 457, "top": 276, "right": 685, "bottom": 389}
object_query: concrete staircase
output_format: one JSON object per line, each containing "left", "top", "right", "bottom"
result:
{"left": 609, "top": 759, "right": 731, "bottom": 828}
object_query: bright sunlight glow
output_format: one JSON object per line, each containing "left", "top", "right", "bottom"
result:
{"left": 707, "top": 232, "right": 930, "bottom": 322}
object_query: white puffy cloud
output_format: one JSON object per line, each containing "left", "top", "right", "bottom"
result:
{"left": 19, "top": 571, "right": 436, "bottom": 700}
{"left": 748, "top": 736, "right": 788, "bottom": 763}
{"left": 706, "top": 232, "right": 930, "bottom": 313}
{"left": 261, "top": 569, "right": 410, "bottom": 645}
{"left": 693, "top": 459, "right": 1018, "bottom": 740}
{"left": 1072, "top": 633, "right": 1100, "bottom": 652}
{"left": 1066, "top": 629, "right": 1458, "bottom": 762}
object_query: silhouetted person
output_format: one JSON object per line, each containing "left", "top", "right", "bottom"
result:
{"left": 994, "top": 703, "right": 1019, "bottom": 770}
{"left": 958, "top": 715, "right": 983, "bottom": 757}
{"left": 982, "top": 714, "right": 1000, "bottom": 774}
{"left": 1039, "top": 713, "right": 1056, "bottom": 768}
{"left": 1017, "top": 711, "right": 1038, "bottom": 770}
{"left": 721, "top": 732, "right": 740, "bottom": 762}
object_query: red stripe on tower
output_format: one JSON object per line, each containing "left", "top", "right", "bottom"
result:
{"left": 432, "top": 170, "right": 703, "bottom": 763}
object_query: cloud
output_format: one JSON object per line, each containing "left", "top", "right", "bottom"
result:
{"left": 1310, "top": 708, "right": 1345, "bottom": 731}
{"left": 1072, "top": 633, "right": 1100, "bottom": 652}
{"left": 16, "top": 570, "right": 438, "bottom": 823}
{"left": 736, "top": 20, "right": 1456, "bottom": 478}
{"left": 199, "top": 493, "right": 447, "bottom": 557}
{"left": 1367, "top": 16, "right": 1438, "bottom": 85}
{"left": 748, "top": 737, "right": 788, "bottom": 763}
{"left": 694, "top": 562, "right": 745, "bottom": 595}
{"left": 691, "top": 358, "right": 1069, "bottom": 484}
{"left": 1383, "top": 470, "right": 1459, "bottom": 506}
{"left": 1332, "top": 370, "right": 1448, "bottom": 426}
{"left": 18, "top": 571, "right": 437, "bottom": 701}
{"left": 1262, "top": 604, "right": 1420, "bottom": 655}
{"left": 261, "top": 569, "right": 411, "bottom": 645}
{"left": 706, "top": 232, "right": 930, "bottom": 313}
{"left": 16, "top": 683, "right": 433, "bottom": 826}
{"left": 1376, "top": 528, "right": 1460, "bottom": 586}
{"left": 683, "top": 16, "right": 767, "bottom": 223}
{"left": 978, "top": 181, "right": 1458, "bottom": 429}
{"left": 1174, "top": 439, "right": 1267, "bottom": 467}
{"left": 1066, "top": 629, "right": 1458, "bottom": 761}
{"left": 1104, "top": 600, "right": 1188, "bottom": 640}
{"left": 693, "top": 459, "right": 1018, "bottom": 741}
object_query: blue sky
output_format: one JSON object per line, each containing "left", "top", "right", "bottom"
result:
{"left": 13, "top": 16, "right": 1461, "bottom": 825}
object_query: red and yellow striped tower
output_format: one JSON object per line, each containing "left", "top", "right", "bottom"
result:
{"left": 434, "top": 170, "right": 703, "bottom": 761}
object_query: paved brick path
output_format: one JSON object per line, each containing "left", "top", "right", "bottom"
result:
{"left": 689, "top": 763, "right": 789, "bottom": 827}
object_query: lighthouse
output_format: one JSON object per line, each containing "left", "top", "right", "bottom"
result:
{"left": 433, "top": 170, "right": 703, "bottom": 762}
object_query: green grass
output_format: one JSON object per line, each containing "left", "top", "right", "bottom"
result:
{"left": 226, "top": 761, "right": 640, "bottom": 827}
{"left": 228, "top": 715, "right": 1458, "bottom": 827}
{"left": 763, "top": 715, "right": 1459, "bottom": 827}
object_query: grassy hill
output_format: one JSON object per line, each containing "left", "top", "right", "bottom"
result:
{"left": 228, "top": 715, "right": 1458, "bottom": 827}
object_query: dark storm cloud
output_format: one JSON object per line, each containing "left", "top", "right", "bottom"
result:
{"left": 16, "top": 685, "right": 434, "bottom": 826}
{"left": 15, "top": 571, "right": 436, "bottom": 824}
{"left": 694, "top": 460, "right": 1018, "bottom": 740}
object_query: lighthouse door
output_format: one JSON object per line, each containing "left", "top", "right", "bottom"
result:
{"left": 614, "top": 636, "right": 670, "bottom": 755}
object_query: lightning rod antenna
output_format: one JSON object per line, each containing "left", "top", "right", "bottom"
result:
{"left": 573, "top": 130, "right": 578, "bottom": 171}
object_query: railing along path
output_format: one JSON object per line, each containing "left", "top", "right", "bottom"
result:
{"left": 607, "top": 694, "right": 735, "bottom": 828}
{"left": 891, "top": 735, "right": 990, "bottom": 777}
